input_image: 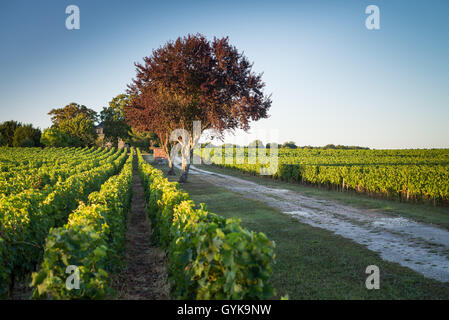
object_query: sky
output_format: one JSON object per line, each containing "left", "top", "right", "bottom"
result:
{"left": 0, "top": 0, "right": 448, "bottom": 149}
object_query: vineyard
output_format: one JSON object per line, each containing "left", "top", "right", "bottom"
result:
{"left": 0, "top": 147, "right": 275, "bottom": 299}
{"left": 202, "top": 147, "right": 449, "bottom": 205}
{"left": 0, "top": 146, "right": 128, "bottom": 297}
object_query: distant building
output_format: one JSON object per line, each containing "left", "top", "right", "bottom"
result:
{"left": 96, "top": 123, "right": 104, "bottom": 136}
{"left": 95, "top": 122, "right": 125, "bottom": 148}
{"left": 153, "top": 147, "right": 168, "bottom": 160}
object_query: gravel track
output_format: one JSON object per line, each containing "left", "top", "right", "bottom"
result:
{"left": 185, "top": 164, "right": 449, "bottom": 282}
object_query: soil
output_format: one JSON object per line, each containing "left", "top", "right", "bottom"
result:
{"left": 115, "top": 160, "right": 170, "bottom": 300}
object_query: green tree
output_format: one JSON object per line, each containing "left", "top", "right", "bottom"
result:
{"left": 0, "top": 133, "right": 6, "bottom": 146}
{"left": 282, "top": 141, "right": 297, "bottom": 149}
{"left": 19, "top": 138, "right": 35, "bottom": 147}
{"left": 0, "top": 120, "right": 22, "bottom": 146}
{"left": 40, "top": 128, "right": 72, "bottom": 147}
{"left": 128, "top": 127, "right": 160, "bottom": 151}
{"left": 48, "top": 103, "right": 97, "bottom": 127}
{"left": 100, "top": 94, "right": 131, "bottom": 147}
{"left": 12, "top": 124, "right": 41, "bottom": 147}
{"left": 58, "top": 113, "right": 97, "bottom": 147}
{"left": 48, "top": 103, "right": 98, "bottom": 147}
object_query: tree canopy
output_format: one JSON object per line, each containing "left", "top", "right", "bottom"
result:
{"left": 100, "top": 94, "right": 131, "bottom": 147}
{"left": 12, "top": 124, "right": 41, "bottom": 147}
{"left": 48, "top": 103, "right": 97, "bottom": 127}
{"left": 58, "top": 113, "right": 97, "bottom": 147}
{"left": 48, "top": 103, "right": 98, "bottom": 147}
{"left": 0, "top": 133, "right": 6, "bottom": 146}
{"left": 282, "top": 141, "right": 298, "bottom": 149}
{"left": 0, "top": 120, "right": 22, "bottom": 146}
{"left": 125, "top": 34, "right": 271, "bottom": 181}
{"left": 40, "top": 128, "right": 72, "bottom": 147}
{"left": 128, "top": 127, "right": 160, "bottom": 151}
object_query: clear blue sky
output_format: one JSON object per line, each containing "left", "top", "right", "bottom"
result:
{"left": 0, "top": 0, "right": 448, "bottom": 149}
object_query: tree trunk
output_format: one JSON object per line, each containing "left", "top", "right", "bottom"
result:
{"left": 162, "top": 135, "right": 175, "bottom": 175}
{"left": 167, "top": 157, "right": 175, "bottom": 175}
{"left": 179, "top": 162, "right": 191, "bottom": 183}
{"left": 177, "top": 124, "right": 201, "bottom": 183}
{"left": 179, "top": 149, "right": 193, "bottom": 183}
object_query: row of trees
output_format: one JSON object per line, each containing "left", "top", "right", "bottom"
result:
{"left": 230, "top": 141, "right": 369, "bottom": 150}
{"left": 0, "top": 121, "right": 42, "bottom": 147}
{"left": 262, "top": 141, "right": 369, "bottom": 150}
{"left": 0, "top": 97, "right": 159, "bottom": 149}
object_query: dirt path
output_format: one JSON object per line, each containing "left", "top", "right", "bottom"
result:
{"left": 116, "top": 160, "right": 169, "bottom": 300}
{"left": 182, "top": 164, "right": 449, "bottom": 283}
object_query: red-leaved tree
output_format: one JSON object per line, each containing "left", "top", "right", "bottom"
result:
{"left": 125, "top": 34, "right": 271, "bottom": 182}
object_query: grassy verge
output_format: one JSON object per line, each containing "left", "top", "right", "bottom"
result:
{"left": 150, "top": 160, "right": 449, "bottom": 299}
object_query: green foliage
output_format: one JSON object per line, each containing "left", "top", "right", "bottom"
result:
{"left": 47, "top": 103, "right": 98, "bottom": 147}
{"left": 136, "top": 149, "right": 276, "bottom": 300}
{"left": 169, "top": 201, "right": 276, "bottom": 299}
{"left": 0, "top": 133, "right": 6, "bottom": 146}
{"left": 58, "top": 113, "right": 97, "bottom": 147}
{"left": 0, "top": 120, "right": 22, "bottom": 147}
{"left": 12, "top": 124, "right": 41, "bottom": 147}
{"left": 204, "top": 147, "right": 449, "bottom": 204}
{"left": 31, "top": 150, "right": 133, "bottom": 299}
{"left": 100, "top": 94, "right": 131, "bottom": 147}
{"left": 48, "top": 103, "right": 97, "bottom": 127}
{"left": 31, "top": 226, "right": 111, "bottom": 299}
{"left": 19, "top": 138, "right": 34, "bottom": 147}
{"left": 128, "top": 127, "right": 159, "bottom": 151}
{"left": 321, "top": 144, "right": 369, "bottom": 150}
{"left": 0, "top": 147, "right": 126, "bottom": 298}
{"left": 282, "top": 141, "right": 297, "bottom": 149}
{"left": 40, "top": 128, "right": 72, "bottom": 147}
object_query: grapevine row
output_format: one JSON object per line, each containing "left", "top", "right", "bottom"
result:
{"left": 31, "top": 150, "right": 134, "bottom": 299}
{"left": 0, "top": 148, "right": 127, "bottom": 297}
{"left": 202, "top": 147, "right": 449, "bottom": 204}
{"left": 137, "top": 149, "right": 276, "bottom": 299}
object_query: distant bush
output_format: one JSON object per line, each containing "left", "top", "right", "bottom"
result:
{"left": 12, "top": 124, "right": 41, "bottom": 147}
{"left": 0, "top": 120, "right": 22, "bottom": 146}
{"left": 19, "top": 138, "right": 35, "bottom": 147}
{"left": 40, "top": 128, "right": 72, "bottom": 147}
{"left": 0, "top": 133, "right": 8, "bottom": 146}
{"left": 282, "top": 141, "right": 297, "bottom": 149}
